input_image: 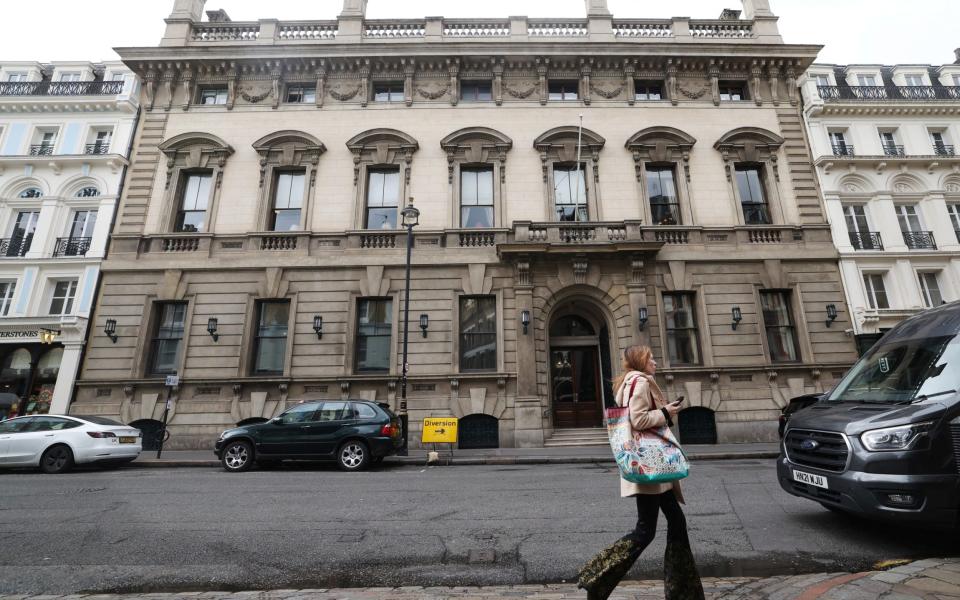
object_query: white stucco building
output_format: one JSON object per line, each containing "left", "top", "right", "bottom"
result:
{"left": 801, "top": 52, "right": 960, "bottom": 353}
{"left": 0, "top": 61, "right": 138, "bottom": 418}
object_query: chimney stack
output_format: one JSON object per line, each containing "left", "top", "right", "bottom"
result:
{"left": 340, "top": 0, "right": 368, "bottom": 18}
{"left": 584, "top": 0, "right": 611, "bottom": 17}
{"left": 740, "top": 0, "right": 774, "bottom": 19}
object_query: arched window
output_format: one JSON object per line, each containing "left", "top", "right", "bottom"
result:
{"left": 76, "top": 186, "right": 100, "bottom": 198}
{"left": 534, "top": 126, "right": 606, "bottom": 222}
{"left": 458, "top": 414, "right": 499, "bottom": 449}
{"left": 3, "top": 348, "right": 32, "bottom": 373}
{"left": 678, "top": 407, "right": 717, "bottom": 445}
{"left": 550, "top": 315, "right": 596, "bottom": 337}
{"left": 18, "top": 188, "right": 43, "bottom": 199}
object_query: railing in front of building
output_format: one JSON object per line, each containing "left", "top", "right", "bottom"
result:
{"left": 0, "top": 81, "right": 124, "bottom": 97}
{"left": 53, "top": 237, "right": 92, "bottom": 257}
{"left": 183, "top": 16, "right": 762, "bottom": 45}
{"left": 832, "top": 144, "right": 855, "bottom": 157}
{"left": 934, "top": 144, "right": 956, "bottom": 157}
{"left": 849, "top": 231, "right": 883, "bottom": 250}
{"left": 902, "top": 231, "right": 937, "bottom": 250}
{"left": 0, "top": 237, "right": 32, "bottom": 257}
{"left": 818, "top": 85, "right": 960, "bottom": 102}
{"left": 882, "top": 144, "right": 906, "bottom": 157}
{"left": 84, "top": 143, "right": 110, "bottom": 155}
{"left": 29, "top": 144, "right": 54, "bottom": 156}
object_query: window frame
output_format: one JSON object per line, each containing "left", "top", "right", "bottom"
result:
{"left": 458, "top": 295, "right": 497, "bottom": 373}
{"left": 147, "top": 302, "right": 187, "bottom": 377}
{"left": 268, "top": 170, "right": 306, "bottom": 232}
{"left": 548, "top": 80, "right": 580, "bottom": 102}
{"left": 251, "top": 300, "right": 291, "bottom": 376}
{"left": 917, "top": 272, "right": 944, "bottom": 307}
{"left": 947, "top": 203, "right": 960, "bottom": 237}
{"left": 47, "top": 279, "right": 78, "bottom": 316}
{"left": 285, "top": 84, "right": 317, "bottom": 104}
{"left": 364, "top": 167, "right": 402, "bottom": 230}
{"left": 459, "top": 165, "right": 495, "bottom": 228}
{"left": 759, "top": 290, "right": 802, "bottom": 364}
{"left": 173, "top": 171, "right": 214, "bottom": 233}
{"left": 198, "top": 86, "right": 228, "bottom": 105}
{"left": 894, "top": 203, "right": 923, "bottom": 233}
{"left": 372, "top": 81, "right": 404, "bottom": 103}
{"left": 552, "top": 162, "right": 590, "bottom": 222}
{"left": 645, "top": 164, "right": 682, "bottom": 225}
{"left": 460, "top": 80, "right": 493, "bottom": 102}
{"left": 862, "top": 272, "right": 890, "bottom": 310}
{"left": 0, "top": 281, "right": 16, "bottom": 316}
{"left": 634, "top": 80, "right": 664, "bottom": 101}
{"left": 354, "top": 297, "right": 393, "bottom": 374}
{"left": 662, "top": 292, "right": 702, "bottom": 366}
{"left": 718, "top": 81, "right": 748, "bottom": 102}
{"left": 734, "top": 164, "right": 771, "bottom": 225}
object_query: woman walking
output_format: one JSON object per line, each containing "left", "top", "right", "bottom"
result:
{"left": 579, "top": 345, "right": 705, "bottom": 600}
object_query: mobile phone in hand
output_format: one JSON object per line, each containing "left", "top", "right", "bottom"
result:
{"left": 672, "top": 396, "right": 685, "bottom": 406}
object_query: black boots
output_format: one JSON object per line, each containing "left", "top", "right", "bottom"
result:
{"left": 577, "top": 538, "right": 643, "bottom": 600}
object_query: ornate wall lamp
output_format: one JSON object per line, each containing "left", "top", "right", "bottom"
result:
{"left": 313, "top": 315, "right": 323, "bottom": 339}
{"left": 104, "top": 319, "right": 118, "bottom": 343}
{"left": 638, "top": 306, "right": 649, "bottom": 331}
{"left": 419, "top": 314, "right": 429, "bottom": 338}
{"left": 731, "top": 306, "right": 743, "bottom": 330}
{"left": 520, "top": 310, "right": 531, "bottom": 335}
{"left": 825, "top": 304, "right": 838, "bottom": 327}
{"left": 207, "top": 318, "right": 219, "bottom": 342}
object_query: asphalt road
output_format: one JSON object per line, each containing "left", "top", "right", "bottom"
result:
{"left": 0, "top": 460, "right": 957, "bottom": 594}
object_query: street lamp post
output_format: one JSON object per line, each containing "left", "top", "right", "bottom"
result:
{"left": 398, "top": 200, "right": 420, "bottom": 456}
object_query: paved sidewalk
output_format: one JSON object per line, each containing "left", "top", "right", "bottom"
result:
{"left": 1, "top": 559, "right": 957, "bottom": 599}
{"left": 132, "top": 442, "right": 781, "bottom": 468}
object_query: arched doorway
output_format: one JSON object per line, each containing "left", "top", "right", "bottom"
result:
{"left": 549, "top": 305, "right": 614, "bottom": 429}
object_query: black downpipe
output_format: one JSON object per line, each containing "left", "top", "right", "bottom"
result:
{"left": 69, "top": 103, "right": 142, "bottom": 415}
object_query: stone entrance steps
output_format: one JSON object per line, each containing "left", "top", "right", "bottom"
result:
{"left": 543, "top": 427, "right": 608, "bottom": 447}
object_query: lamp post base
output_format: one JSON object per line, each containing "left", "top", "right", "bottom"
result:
{"left": 398, "top": 413, "right": 409, "bottom": 456}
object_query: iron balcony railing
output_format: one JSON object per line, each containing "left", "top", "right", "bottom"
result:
{"left": 85, "top": 143, "right": 110, "bottom": 155}
{"left": 53, "top": 237, "right": 92, "bottom": 257}
{"left": 29, "top": 144, "right": 54, "bottom": 156}
{"left": 882, "top": 144, "right": 906, "bottom": 157}
{"left": 902, "top": 231, "right": 937, "bottom": 250}
{"left": 0, "top": 236, "right": 32, "bottom": 257}
{"left": 819, "top": 85, "right": 960, "bottom": 102}
{"left": 934, "top": 144, "right": 956, "bottom": 157}
{"left": 0, "top": 81, "right": 124, "bottom": 97}
{"left": 849, "top": 231, "right": 883, "bottom": 250}
{"left": 832, "top": 144, "right": 855, "bottom": 157}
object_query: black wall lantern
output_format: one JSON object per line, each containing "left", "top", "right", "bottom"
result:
{"left": 731, "top": 306, "right": 743, "bottom": 330}
{"left": 520, "top": 310, "right": 531, "bottom": 335}
{"left": 104, "top": 318, "right": 118, "bottom": 343}
{"left": 825, "top": 304, "right": 838, "bottom": 327}
{"left": 419, "top": 314, "right": 429, "bottom": 338}
{"left": 207, "top": 318, "right": 219, "bottom": 342}
{"left": 313, "top": 315, "right": 323, "bottom": 339}
{"left": 638, "top": 306, "right": 649, "bottom": 331}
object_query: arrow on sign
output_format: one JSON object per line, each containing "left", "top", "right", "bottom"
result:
{"left": 435, "top": 428, "right": 446, "bottom": 435}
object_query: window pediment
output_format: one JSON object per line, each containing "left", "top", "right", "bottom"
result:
{"left": 441, "top": 127, "right": 513, "bottom": 184}
{"left": 252, "top": 130, "right": 327, "bottom": 188}
{"left": 626, "top": 127, "right": 697, "bottom": 181}
{"left": 534, "top": 126, "right": 605, "bottom": 183}
{"left": 714, "top": 127, "right": 784, "bottom": 181}
{"left": 158, "top": 132, "right": 235, "bottom": 189}
{"left": 346, "top": 128, "right": 419, "bottom": 185}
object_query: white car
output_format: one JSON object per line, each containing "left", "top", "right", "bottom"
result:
{"left": 0, "top": 415, "right": 142, "bottom": 474}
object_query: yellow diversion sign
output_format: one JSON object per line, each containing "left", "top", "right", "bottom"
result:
{"left": 421, "top": 417, "right": 459, "bottom": 444}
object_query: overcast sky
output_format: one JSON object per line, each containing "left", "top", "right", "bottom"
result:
{"left": 0, "top": 0, "right": 957, "bottom": 66}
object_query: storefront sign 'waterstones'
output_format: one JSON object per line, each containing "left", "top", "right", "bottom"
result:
{"left": 0, "top": 331, "right": 40, "bottom": 339}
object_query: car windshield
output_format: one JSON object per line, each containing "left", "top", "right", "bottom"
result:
{"left": 827, "top": 332, "right": 959, "bottom": 403}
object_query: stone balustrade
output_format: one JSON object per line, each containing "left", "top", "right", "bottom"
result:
{"left": 179, "top": 15, "right": 770, "bottom": 46}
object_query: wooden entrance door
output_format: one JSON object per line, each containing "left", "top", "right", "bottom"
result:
{"left": 551, "top": 347, "right": 602, "bottom": 428}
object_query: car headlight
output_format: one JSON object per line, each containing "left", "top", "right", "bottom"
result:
{"left": 218, "top": 430, "right": 228, "bottom": 440}
{"left": 860, "top": 422, "right": 933, "bottom": 451}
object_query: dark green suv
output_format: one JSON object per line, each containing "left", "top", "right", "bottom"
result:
{"left": 214, "top": 400, "right": 403, "bottom": 472}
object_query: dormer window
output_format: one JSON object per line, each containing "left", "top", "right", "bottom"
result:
{"left": 814, "top": 74, "right": 831, "bottom": 87}
{"left": 904, "top": 74, "right": 925, "bottom": 86}
{"left": 856, "top": 74, "right": 878, "bottom": 86}
{"left": 548, "top": 80, "right": 579, "bottom": 102}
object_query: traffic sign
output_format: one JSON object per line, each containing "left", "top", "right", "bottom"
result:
{"left": 421, "top": 417, "right": 458, "bottom": 444}
{"left": 165, "top": 375, "right": 179, "bottom": 387}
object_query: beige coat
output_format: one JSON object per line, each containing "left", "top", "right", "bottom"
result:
{"left": 617, "top": 371, "right": 684, "bottom": 502}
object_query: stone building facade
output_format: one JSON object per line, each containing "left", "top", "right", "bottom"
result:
{"left": 0, "top": 61, "right": 138, "bottom": 419}
{"left": 801, "top": 53, "right": 960, "bottom": 354}
{"left": 71, "top": 0, "right": 858, "bottom": 449}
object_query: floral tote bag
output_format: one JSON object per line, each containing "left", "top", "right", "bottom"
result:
{"left": 606, "top": 377, "right": 689, "bottom": 484}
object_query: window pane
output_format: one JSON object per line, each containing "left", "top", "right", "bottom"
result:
{"left": 736, "top": 166, "right": 769, "bottom": 224}
{"left": 476, "top": 168, "right": 493, "bottom": 205}
{"left": 554, "top": 165, "right": 587, "bottom": 221}
{"left": 280, "top": 403, "right": 318, "bottom": 424}
{"left": 275, "top": 173, "right": 292, "bottom": 209}
{"left": 273, "top": 209, "right": 301, "bottom": 232}
{"left": 663, "top": 293, "right": 701, "bottom": 365}
{"left": 461, "top": 170, "right": 478, "bottom": 206}
{"left": 151, "top": 303, "right": 185, "bottom": 375}
{"left": 318, "top": 402, "right": 346, "bottom": 421}
{"left": 255, "top": 302, "right": 289, "bottom": 374}
{"left": 460, "top": 296, "right": 497, "bottom": 371}
{"left": 761, "top": 292, "right": 799, "bottom": 362}
{"left": 919, "top": 273, "right": 943, "bottom": 307}
{"left": 646, "top": 166, "right": 679, "bottom": 225}
{"left": 462, "top": 206, "right": 493, "bottom": 229}
{"left": 382, "top": 170, "right": 400, "bottom": 206}
{"left": 0, "top": 282, "right": 15, "bottom": 316}
{"left": 844, "top": 206, "right": 868, "bottom": 233}
{"left": 356, "top": 299, "right": 392, "bottom": 372}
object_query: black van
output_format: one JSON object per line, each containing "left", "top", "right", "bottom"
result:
{"left": 777, "top": 301, "right": 960, "bottom": 527}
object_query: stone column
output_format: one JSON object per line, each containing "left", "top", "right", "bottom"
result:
{"left": 50, "top": 341, "right": 83, "bottom": 415}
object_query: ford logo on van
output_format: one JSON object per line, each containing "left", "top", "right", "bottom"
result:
{"left": 800, "top": 439, "right": 820, "bottom": 451}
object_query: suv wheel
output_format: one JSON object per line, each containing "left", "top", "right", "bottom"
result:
{"left": 337, "top": 440, "right": 370, "bottom": 472}
{"left": 221, "top": 440, "right": 254, "bottom": 472}
{"left": 40, "top": 445, "right": 74, "bottom": 474}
